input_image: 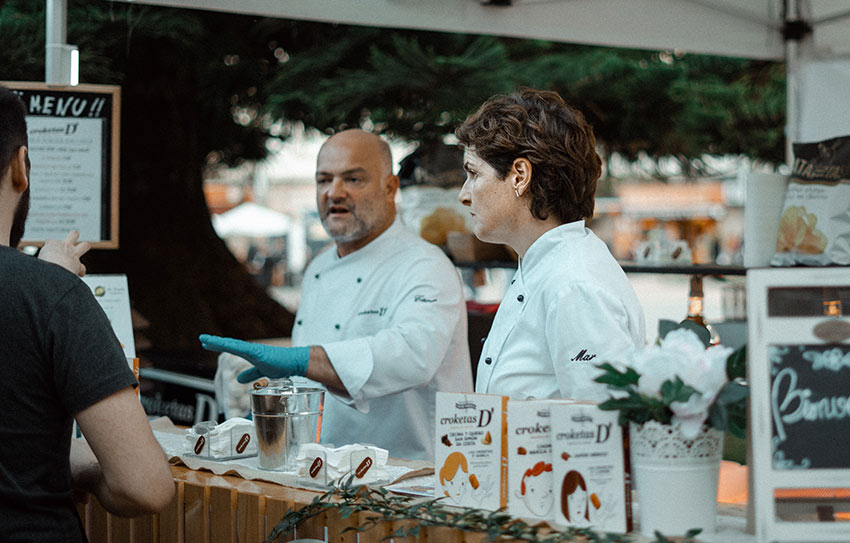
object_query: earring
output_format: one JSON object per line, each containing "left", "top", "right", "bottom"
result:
{"left": 514, "top": 188, "right": 520, "bottom": 198}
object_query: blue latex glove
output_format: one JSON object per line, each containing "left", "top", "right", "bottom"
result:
{"left": 199, "top": 334, "right": 310, "bottom": 384}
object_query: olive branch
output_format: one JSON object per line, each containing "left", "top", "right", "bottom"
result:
{"left": 267, "top": 476, "right": 701, "bottom": 543}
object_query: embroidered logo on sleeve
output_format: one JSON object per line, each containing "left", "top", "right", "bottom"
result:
{"left": 414, "top": 295, "right": 437, "bottom": 303}
{"left": 570, "top": 349, "right": 597, "bottom": 362}
{"left": 357, "top": 307, "right": 387, "bottom": 316}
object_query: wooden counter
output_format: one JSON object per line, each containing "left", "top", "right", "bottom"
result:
{"left": 76, "top": 464, "right": 489, "bottom": 543}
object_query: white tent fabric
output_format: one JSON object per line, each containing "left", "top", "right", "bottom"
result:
{"left": 211, "top": 202, "right": 291, "bottom": 238}
{"left": 105, "top": 0, "right": 850, "bottom": 60}
{"left": 797, "top": 58, "right": 850, "bottom": 142}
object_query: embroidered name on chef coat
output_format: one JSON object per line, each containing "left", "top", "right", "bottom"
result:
{"left": 414, "top": 295, "right": 437, "bottom": 303}
{"left": 570, "top": 349, "right": 597, "bottom": 362}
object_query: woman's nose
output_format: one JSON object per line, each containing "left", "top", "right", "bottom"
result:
{"left": 458, "top": 179, "right": 471, "bottom": 206}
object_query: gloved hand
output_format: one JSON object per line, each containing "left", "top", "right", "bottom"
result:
{"left": 199, "top": 334, "right": 310, "bottom": 384}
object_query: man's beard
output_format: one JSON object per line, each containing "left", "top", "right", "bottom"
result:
{"left": 10, "top": 186, "right": 30, "bottom": 247}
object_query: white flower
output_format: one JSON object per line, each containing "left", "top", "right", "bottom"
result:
{"left": 633, "top": 344, "right": 679, "bottom": 397}
{"left": 615, "top": 328, "right": 733, "bottom": 434}
{"left": 670, "top": 394, "right": 712, "bottom": 438}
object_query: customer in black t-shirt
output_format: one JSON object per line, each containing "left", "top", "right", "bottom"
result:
{"left": 0, "top": 85, "right": 174, "bottom": 542}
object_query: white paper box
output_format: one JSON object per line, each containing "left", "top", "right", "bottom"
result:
{"left": 435, "top": 392, "right": 508, "bottom": 511}
{"left": 506, "top": 399, "right": 558, "bottom": 521}
{"left": 550, "top": 403, "right": 631, "bottom": 533}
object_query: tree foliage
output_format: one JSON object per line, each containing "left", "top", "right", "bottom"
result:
{"left": 263, "top": 30, "right": 785, "bottom": 169}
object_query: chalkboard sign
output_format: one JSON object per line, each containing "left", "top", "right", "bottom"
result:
{"left": 769, "top": 344, "right": 850, "bottom": 470}
{"left": 2, "top": 82, "right": 120, "bottom": 248}
{"left": 748, "top": 267, "right": 850, "bottom": 542}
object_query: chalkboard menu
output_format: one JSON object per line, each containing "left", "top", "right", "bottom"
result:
{"left": 769, "top": 344, "right": 850, "bottom": 470}
{"left": 748, "top": 267, "right": 850, "bottom": 543}
{"left": 2, "top": 82, "right": 120, "bottom": 248}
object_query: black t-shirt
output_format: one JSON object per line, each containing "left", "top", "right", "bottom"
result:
{"left": 0, "top": 246, "right": 137, "bottom": 542}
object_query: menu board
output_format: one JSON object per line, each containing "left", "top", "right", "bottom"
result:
{"left": 747, "top": 268, "right": 850, "bottom": 543}
{"left": 770, "top": 344, "right": 850, "bottom": 470}
{"left": 2, "top": 82, "right": 120, "bottom": 248}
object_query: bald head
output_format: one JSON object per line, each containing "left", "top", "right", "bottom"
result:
{"left": 318, "top": 129, "right": 393, "bottom": 178}
{"left": 315, "top": 129, "right": 399, "bottom": 257}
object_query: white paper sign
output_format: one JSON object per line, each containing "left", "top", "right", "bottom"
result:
{"left": 81, "top": 274, "right": 135, "bottom": 359}
{"left": 25, "top": 116, "right": 104, "bottom": 241}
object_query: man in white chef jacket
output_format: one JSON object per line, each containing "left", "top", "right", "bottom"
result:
{"left": 201, "top": 129, "right": 472, "bottom": 461}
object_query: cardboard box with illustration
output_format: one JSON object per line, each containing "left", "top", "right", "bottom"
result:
{"left": 435, "top": 392, "right": 508, "bottom": 511}
{"left": 550, "top": 402, "right": 631, "bottom": 532}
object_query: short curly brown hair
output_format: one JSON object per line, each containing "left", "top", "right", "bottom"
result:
{"left": 455, "top": 88, "right": 602, "bottom": 224}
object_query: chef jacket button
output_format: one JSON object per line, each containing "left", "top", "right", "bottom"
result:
{"left": 314, "top": 273, "right": 320, "bottom": 279}
{"left": 511, "top": 279, "right": 516, "bottom": 284}
{"left": 357, "top": 277, "right": 362, "bottom": 283}
{"left": 517, "top": 294, "right": 524, "bottom": 302}
{"left": 334, "top": 324, "right": 340, "bottom": 330}
{"left": 296, "top": 320, "right": 302, "bottom": 326}
{"left": 484, "top": 357, "right": 493, "bottom": 365}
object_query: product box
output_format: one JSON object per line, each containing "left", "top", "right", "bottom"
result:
{"left": 506, "top": 399, "right": 560, "bottom": 521}
{"left": 435, "top": 392, "right": 508, "bottom": 510}
{"left": 184, "top": 418, "right": 257, "bottom": 460}
{"left": 550, "top": 402, "right": 631, "bottom": 533}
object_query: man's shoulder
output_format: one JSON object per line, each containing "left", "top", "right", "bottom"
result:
{"left": 0, "top": 247, "right": 85, "bottom": 299}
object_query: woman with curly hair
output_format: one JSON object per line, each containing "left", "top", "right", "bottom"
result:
{"left": 456, "top": 88, "right": 645, "bottom": 399}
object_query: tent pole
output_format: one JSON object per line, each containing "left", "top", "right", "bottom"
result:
{"left": 783, "top": 0, "right": 809, "bottom": 167}
{"left": 785, "top": 39, "right": 797, "bottom": 166}
{"left": 45, "top": 0, "right": 77, "bottom": 85}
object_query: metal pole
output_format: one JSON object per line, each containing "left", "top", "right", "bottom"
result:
{"left": 783, "top": 0, "right": 813, "bottom": 167}
{"left": 45, "top": 0, "right": 69, "bottom": 84}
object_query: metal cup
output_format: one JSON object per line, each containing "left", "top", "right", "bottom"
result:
{"left": 251, "top": 384, "right": 324, "bottom": 471}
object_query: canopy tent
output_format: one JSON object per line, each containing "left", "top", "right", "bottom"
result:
{"left": 211, "top": 202, "right": 291, "bottom": 238}
{"left": 99, "top": 0, "right": 850, "bottom": 161}
{"left": 104, "top": 0, "right": 849, "bottom": 60}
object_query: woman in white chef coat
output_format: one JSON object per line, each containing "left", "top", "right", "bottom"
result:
{"left": 456, "top": 88, "right": 645, "bottom": 400}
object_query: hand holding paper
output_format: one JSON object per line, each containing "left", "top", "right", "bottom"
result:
{"left": 39, "top": 230, "right": 91, "bottom": 276}
{"left": 199, "top": 334, "right": 309, "bottom": 383}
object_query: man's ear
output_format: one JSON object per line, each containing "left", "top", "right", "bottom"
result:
{"left": 511, "top": 157, "right": 532, "bottom": 196}
{"left": 10, "top": 146, "right": 29, "bottom": 193}
{"left": 385, "top": 174, "right": 400, "bottom": 196}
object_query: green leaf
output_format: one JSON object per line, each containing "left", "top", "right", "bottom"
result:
{"left": 660, "top": 379, "right": 678, "bottom": 404}
{"left": 685, "top": 527, "right": 703, "bottom": 540}
{"left": 676, "top": 319, "right": 712, "bottom": 347}
{"left": 727, "top": 412, "right": 747, "bottom": 439}
{"left": 716, "top": 381, "right": 749, "bottom": 406}
{"left": 708, "top": 401, "right": 728, "bottom": 431}
{"left": 658, "top": 319, "right": 679, "bottom": 341}
{"left": 726, "top": 345, "right": 747, "bottom": 380}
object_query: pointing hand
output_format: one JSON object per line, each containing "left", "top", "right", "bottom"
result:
{"left": 199, "top": 334, "right": 310, "bottom": 383}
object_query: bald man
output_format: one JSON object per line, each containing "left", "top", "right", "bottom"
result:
{"left": 202, "top": 130, "right": 472, "bottom": 460}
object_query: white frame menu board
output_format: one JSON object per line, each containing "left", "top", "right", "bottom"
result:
{"left": 3, "top": 82, "right": 120, "bottom": 248}
{"left": 747, "top": 267, "right": 850, "bottom": 542}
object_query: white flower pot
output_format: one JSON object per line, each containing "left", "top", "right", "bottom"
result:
{"left": 629, "top": 421, "right": 724, "bottom": 538}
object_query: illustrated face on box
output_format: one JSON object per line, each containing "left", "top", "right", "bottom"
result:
{"left": 520, "top": 461, "right": 553, "bottom": 517}
{"left": 439, "top": 451, "right": 479, "bottom": 505}
{"left": 562, "top": 470, "right": 591, "bottom": 525}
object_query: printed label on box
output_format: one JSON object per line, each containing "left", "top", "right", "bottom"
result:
{"left": 507, "top": 399, "right": 557, "bottom": 521}
{"left": 551, "top": 403, "right": 630, "bottom": 533}
{"left": 435, "top": 392, "right": 508, "bottom": 511}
